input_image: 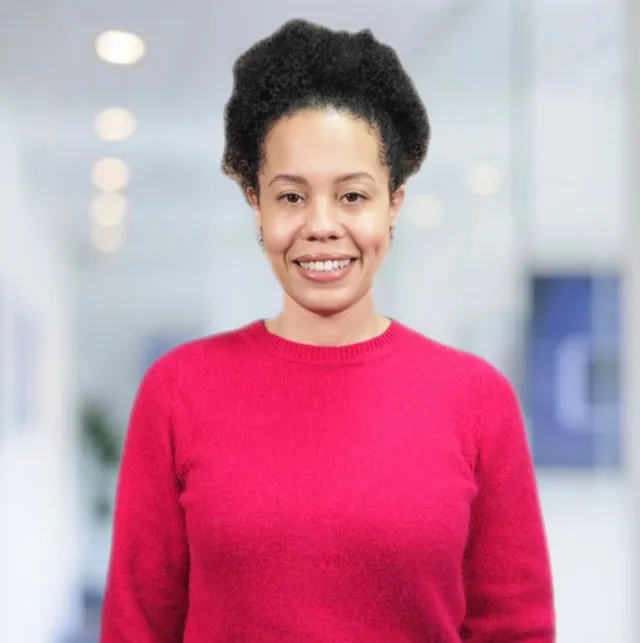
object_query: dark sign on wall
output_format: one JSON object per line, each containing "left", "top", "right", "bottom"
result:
{"left": 525, "top": 275, "right": 621, "bottom": 469}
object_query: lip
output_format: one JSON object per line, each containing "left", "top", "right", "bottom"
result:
{"left": 293, "top": 253, "right": 358, "bottom": 263}
{"left": 293, "top": 256, "right": 357, "bottom": 284}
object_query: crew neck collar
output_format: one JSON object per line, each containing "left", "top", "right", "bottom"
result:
{"left": 241, "top": 318, "right": 404, "bottom": 366}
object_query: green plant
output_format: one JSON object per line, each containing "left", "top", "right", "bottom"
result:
{"left": 81, "top": 401, "right": 122, "bottom": 519}
{"left": 81, "top": 401, "right": 121, "bottom": 468}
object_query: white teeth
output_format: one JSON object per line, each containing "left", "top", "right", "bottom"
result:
{"left": 298, "top": 259, "right": 352, "bottom": 272}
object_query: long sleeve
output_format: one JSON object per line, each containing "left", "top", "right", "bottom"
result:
{"left": 100, "top": 360, "right": 189, "bottom": 643}
{"left": 461, "top": 371, "right": 555, "bottom": 642}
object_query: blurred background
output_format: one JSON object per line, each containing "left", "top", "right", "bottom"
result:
{"left": 0, "top": 0, "right": 637, "bottom": 641}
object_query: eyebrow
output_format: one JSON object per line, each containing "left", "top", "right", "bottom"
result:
{"left": 267, "top": 172, "right": 376, "bottom": 187}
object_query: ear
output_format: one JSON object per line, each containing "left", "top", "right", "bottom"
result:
{"left": 389, "top": 184, "right": 406, "bottom": 228}
{"left": 246, "top": 187, "right": 262, "bottom": 230}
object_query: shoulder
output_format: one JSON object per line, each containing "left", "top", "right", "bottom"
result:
{"left": 139, "top": 322, "right": 260, "bottom": 393}
{"left": 394, "top": 322, "right": 520, "bottom": 437}
{"left": 395, "top": 322, "right": 514, "bottom": 394}
{"left": 394, "top": 323, "right": 524, "bottom": 468}
{"left": 396, "top": 323, "right": 526, "bottom": 464}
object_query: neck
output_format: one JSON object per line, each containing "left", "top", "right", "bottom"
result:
{"left": 266, "top": 294, "right": 389, "bottom": 347}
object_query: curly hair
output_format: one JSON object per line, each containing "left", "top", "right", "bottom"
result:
{"left": 221, "top": 19, "right": 431, "bottom": 195}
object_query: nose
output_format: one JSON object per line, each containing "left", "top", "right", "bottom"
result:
{"left": 301, "top": 197, "right": 343, "bottom": 242}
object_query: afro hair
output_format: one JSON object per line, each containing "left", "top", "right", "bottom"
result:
{"left": 221, "top": 19, "right": 431, "bottom": 195}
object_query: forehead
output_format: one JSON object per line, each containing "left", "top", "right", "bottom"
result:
{"left": 261, "top": 109, "right": 385, "bottom": 181}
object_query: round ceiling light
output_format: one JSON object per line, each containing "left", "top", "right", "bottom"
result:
{"left": 91, "top": 157, "right": 131, "bottom": 192}
{"left": 467, "top": 163, "right": 502, "bottom": 197}
{"left": 90, "top": 192, "right": 129, "bottom": 227}
{"left": 95, "top": 30, "right": 146, "bottom": 65}
{"left": 94, "top": 108, "right": 137, "bottom": 142}
{"left": 91, "top": 222, "right": 124, "bottom": 253}
{"left": 407, "top": 194, "right": 443, "bottom": 230}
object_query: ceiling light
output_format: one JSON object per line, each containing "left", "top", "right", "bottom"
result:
{"left": 407, "top": 194, "right": 443, "bottom": 229}
{"left": 95, "top": 108, "right": 137, "bottom": 142}
{"left": 467, "top": 163, "right": 502, "bottom": 196}
{"left": 91, "top": 157, "right": 131, "bottom": 192}
{"left": 95, "top": 30, "right": 146, "bottom": 65}
{"left": 90, "top": 192, "right": 129, "bottom": 227}
{"left": 91, "top": 222, "right": 124, "bottom": 253}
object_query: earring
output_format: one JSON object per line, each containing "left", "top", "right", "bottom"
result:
{"left": 257, "top": 227, "right": 264, "bottom": 249}
{"left": 389, "top": 226, "right": 395, "bottom": 244}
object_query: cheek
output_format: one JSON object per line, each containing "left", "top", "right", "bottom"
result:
{"left": 263, "top": 220, "right": 298, "bottom": 256}
{"left": 352, "top": 218, "right": 391, "bottom": 255}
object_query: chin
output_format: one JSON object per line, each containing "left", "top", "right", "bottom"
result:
{"left": 294, "top": 292, "right": 356, "bottom": 317}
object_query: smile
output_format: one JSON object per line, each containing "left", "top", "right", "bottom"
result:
{"left": 293, "top": 257, "right": 357, "bottom": 283}
{"left": 297, "top": 259, "right": 352, "bottom": 272}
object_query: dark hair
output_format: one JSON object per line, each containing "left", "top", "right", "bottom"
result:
{"left": 221, "top": 19, "right": 431, "bottom": 195}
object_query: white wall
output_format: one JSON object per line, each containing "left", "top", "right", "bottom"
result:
{"left": 531, "top": 89, "right": 623, "bottom": 268}
{"left": 0, "top": 108, "right": 81, "bottom": 643}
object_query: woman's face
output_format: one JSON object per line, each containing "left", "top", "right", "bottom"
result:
{"left": 248, "top": 108, "right": 405, "bottom": 317}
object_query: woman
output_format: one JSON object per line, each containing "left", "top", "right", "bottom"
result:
{"left": 100, "top": 19, "right": 555, "bottom": 643}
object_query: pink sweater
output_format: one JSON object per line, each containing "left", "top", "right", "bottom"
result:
{"left": 100, "top": 320, "right": 555, "bottom": 642}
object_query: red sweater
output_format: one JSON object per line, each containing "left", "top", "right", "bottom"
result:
{"left": 100, "top": 320, "right": 555, "bottom": 642}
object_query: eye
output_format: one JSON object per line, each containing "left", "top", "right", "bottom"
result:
{"left": 342, "top": 192, "right": 366, "bottom": 204}
{"left": 279, "top": 193, "right": 304, "bottom": 205}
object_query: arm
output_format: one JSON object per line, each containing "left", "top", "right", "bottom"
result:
{"left": 100, "top": 360, "right": 189, "bottom": 643}
{"left": 461, "top": 370, "right": 555, "bottom": 642}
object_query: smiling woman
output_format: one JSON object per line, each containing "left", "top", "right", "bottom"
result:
{"left": 221, "top": 20, "right": 430, "bottom": 339}
{"left": 100, "top": 18, "right": 556, "bottom": 643}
